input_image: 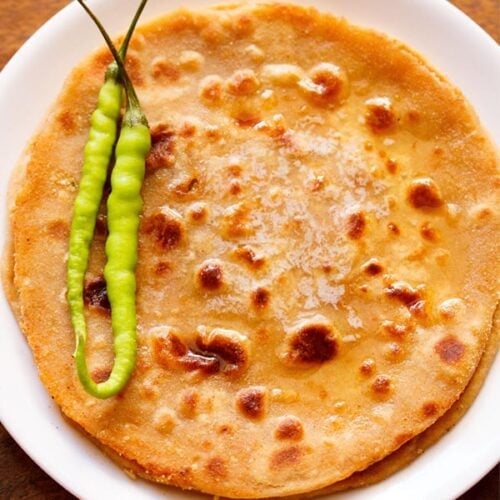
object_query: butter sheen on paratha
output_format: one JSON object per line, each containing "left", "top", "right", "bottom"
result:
{"left": 5, "top": 2, "right": 499, "bottom": 498}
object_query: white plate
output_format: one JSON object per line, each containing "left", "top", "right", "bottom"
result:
{"left": 0, "top": 1, "right": 499, "bottom": 499}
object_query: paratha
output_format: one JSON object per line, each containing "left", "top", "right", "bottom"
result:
{"left": 4, "top": 2, "right": 499, "bottom": 498}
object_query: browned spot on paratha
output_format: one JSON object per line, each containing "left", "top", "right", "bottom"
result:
{"left": 270, "top": 446, "right": 303, "bottom": 469}
{"left": 236, "top": 386, "right": 267, "bottom": 420}
{"left": 251, "top": 287, "right": 270, "bottom": 309}
{"left": 205, "top": 456, "right": 228, "bottom": 479}
{"left": 83, "top": 276, "right": 110, "bottom": 311}
{"left": 143, "top": 208, "right": 184, "bottom": 251}
{"left": 346, "top": 211, "right": 366, "bottom": 240}
{"left": 146, "top": 124, "right": 175, "bottom": 171}
{"left": 196, "top": 259, "right": 223, "bottom": 290}
{"left": 422, "top": 401, "right": 439, "bottom": 417}
{"left": 407, "top": 178, "right": 443, "bottom": 209}
{"left": 286, "top": 322, "right": 338, "bottom": 365}
{"left": 435, "top": 336, "right": 465, "bottom": 364}
{"left": 275, "top": 416, "right": 304, "bottom": 441}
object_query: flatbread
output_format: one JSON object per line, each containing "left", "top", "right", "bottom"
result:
{"left": 4, "top": 2, "right": 499, "bottom": 498}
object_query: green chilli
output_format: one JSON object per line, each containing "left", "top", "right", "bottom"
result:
{"left": 69, "top": 0, "right": 150, "bottom": 398}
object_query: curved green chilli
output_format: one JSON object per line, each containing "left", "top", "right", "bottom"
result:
{"left": 73, "top": 0, "right": 151, "bottom": 398}
{"left": 68, "top": 0, "right": 149, "bottom": 398}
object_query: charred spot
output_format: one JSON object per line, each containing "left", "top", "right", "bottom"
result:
{"left": 151, "top": 58, "right": 180, "bottom": 82}
{"left": 203, "top": 127, "right": 221, "bottom": 143}
{"left": 84, "top": 277, "right": 110, "bottom": 311}
{"left": 199, "top": 75, "right": 224, "bottom": 103}
{"left": 226, "top": 69, "right": 260, "bottom": 95}
{"left": 422, "top": 402, "right": 439, "bottom": 417}
{"left": 141, "top": 464, "right": 192, "bottom": 484}
{"left": 365, "top": 97, "right": 396, "bottom": 133}
{"left": 387, "top": 222, "right": 400, "bottom": 235}
{"left": 322, "top": 263, "right": 333, "bottom": 273}
{"left": 195, "top": 331, "right": 248, "bottom": 374}
{"left": 233, "top": 246, "right": 265, "bottom": 269}
{"left": 270, "top": 446, "right": 302, "bottom": 469}
{"left": 153, "top": 331, "right": 187, "bottom": 360}
{"left": 178, "top": 389, "right": 199, "bottom": 418}
{"left": 407, "top": 178, "right": 443, "bottom": 209}
{"left": 385, "top": 281, "right": 421, "bottom": 308}
{"left": 155, "top": 261, "right": 172, "bottom": 275}
{"left": 217, "top": 423, "right": 234, "bottom": 435}
{"left": 471, "top": 205, "right": 494, "bottom": 221}
{"left": 229, "top": 179, "right": 242, "bottom": 195}
{"left": 205, "top": 457, "right": 228, "bottom": 479}
{"left": 288, "top": 324, "right": 338, "bottom": 364}
{"left": 362, "top": 258, "right": 383, "bottom": 276}
{"left": 312, "top": 71, "right": 340, "bottom": 99}
{"left": 346, "top": 211, "right": 366, "bottom": 240}
{"left": 181, "top": 349, "right": 220, "bottom": 375}
{"left": 91, "top": 367, "right": 111, "bottom": 383}
{"left": 435, "top": 336, "right": 465, "bottom": 364}
{"left": 236, "top": 386, "right": 267, "bottom": 419}
{"left": 251, "top": 287, "right": 270, "bottom": 309}
{"left": 301, "top": 63, "right": 344, "bottom": 105}
{"left": 146, "top": 124, "right": 175, "bottom": 171}
{"left": 179, "top": 120, "right": 197, "bottom": 138}
{"left": 143, "top": 210, "right": 183, "bottom": 251}
{"left": 386, "top": 158, "right": 398, "bottom": 174}
{"left": 382, "top": 321, "right": 409, "bottom": 340}
{"left": 153, "top": 331, "right": 221, "bottom": 375}
{"left": 409, "top": 299, "right": 427, "bottom": 318}
{"left": 221, "top": 203, "right": 253, "bottom": 238}
{"left": 255, "top": 115, "right": 287, "bottom": 139}
{"left": 227, "top": 163, "right": 243, "bottom": 177}
{"left": 420, "top": 222, "right": 439, "bottom": 242}
{"left": 359, "top": 358, "right": 375, "bottom": 376}
{"left": 407, "top": 110, "right": 421, "bottom": 123}
{"left": 276, "top": 131, "right": 297, "bottom": 152}
{"left": 187, "top": 202, "right": 208, "bottom": 224}
{"left": 234, "top": 109, "right": 261, "bottom": 127}
{"left": 371, "top": 375, "right": 391, "bottom": 395}
{"left": 275, "top": 417, "right": 304, "bottom": 441}
{"left": 197, "top": 260, "right": 223, "bottom": 290}
{"left": 172, "top": 177, "right": 200, "bottom": 197}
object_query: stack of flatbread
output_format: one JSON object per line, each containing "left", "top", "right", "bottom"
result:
{"left": 4, "top": 3, "right": 499, "bottom": 498}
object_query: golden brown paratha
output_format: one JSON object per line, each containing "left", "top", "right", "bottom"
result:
{"left": 4, "top": 2, "right": 499, "bottom": 498}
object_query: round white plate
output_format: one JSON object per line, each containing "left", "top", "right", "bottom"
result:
{"left": 1, "top": 1, "right": 499, "bottom": 499}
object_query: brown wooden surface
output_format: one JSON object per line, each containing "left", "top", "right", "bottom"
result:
{"left": 0, "top": 0, "right": 498, "bottom": 498}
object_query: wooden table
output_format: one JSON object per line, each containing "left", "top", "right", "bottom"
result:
{"left": 1, "top": 0, "right": 498, "bottom": 498}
